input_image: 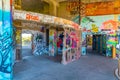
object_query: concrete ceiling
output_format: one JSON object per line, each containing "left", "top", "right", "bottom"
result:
{"left": 57, "top": 0, "right": 114, "bottom": 3}
{"left": 81, "top": 0, "right": 114, "bottom": 3}
{"left": 14, "top": 0, "right": 116, "bottom": 18}
{"left": 19, "top": 0, "right": 115, "bottom": 11}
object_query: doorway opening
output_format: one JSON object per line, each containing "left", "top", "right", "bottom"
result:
{"left": 46, "top": 29, "right": 49, "bottom": 46}
{"left": 86, "top": 34, "right": 107, "bottom": 56}
{"left": 22, "top": 33, "right": 33, "bottom": 58}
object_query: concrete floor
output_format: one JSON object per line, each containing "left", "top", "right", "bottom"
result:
{"left": 13, "top": 48, "right": 118, "bottom": 80}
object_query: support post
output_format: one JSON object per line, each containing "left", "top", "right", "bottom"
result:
{"left": 0, "top": 0, "right": 13, "bottom": 79}
{"left": 49, "top": 3, "right": 57, "bottom": 16}
{"left": 112, "top": 46, "right": 116, "bottom": 59}
{"left": 16, "top": 29, "right": 22, "bottom": 61}
{"left": 118, "top": 58, "right": 120, "bottom": 76}
{"left": 61, "top": 29, "right": 67, "bottom": 64}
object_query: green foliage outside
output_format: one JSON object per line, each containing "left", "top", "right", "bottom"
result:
{"left": 22, "top": 35, "right": 31, "bottom": 46}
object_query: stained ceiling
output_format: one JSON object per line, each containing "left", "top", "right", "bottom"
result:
{"left": 14, "top": 0, "right": 117, "bottom": 18}
{"left": 57, "top": 0, "right": 114, "bottom": 3}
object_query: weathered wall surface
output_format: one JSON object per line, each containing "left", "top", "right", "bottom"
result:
{"left": 21, "top": 0, "right": 49, "bottom": 14}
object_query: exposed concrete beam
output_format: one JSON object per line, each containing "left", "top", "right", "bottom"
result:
{"left": 43, "top": 0, "right": 59, "bottom": 16}
{"left": 43, "top": 0, "right": 59, "bottom": 7}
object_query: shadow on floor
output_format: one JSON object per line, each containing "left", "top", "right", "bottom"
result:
{"left": 22, "top": 46, "right": 33, "bottom": 58}
{"left": 45, "top": 54, "right": 62, "bottom": 63}
{"left": 14, "top": 46, "right": 117, "bottom": 80}
{"left": 86, "top": 46, "right": 106, "bottom": 57}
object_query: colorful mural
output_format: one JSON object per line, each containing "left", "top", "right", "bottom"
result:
{"left": 116, "top": 34, "right": 120, "bottom": 56}
{"left": 81, "top": 15, "right": 120, "bottom": 56}
{"left": 86, "top": 35, "right": 92, "bottom": 46}
{"left": 81, "top": 15, "right": 114, "bottom": 33}
{"left": 85, "top": 1, "right": 120, "bottom": 16}
{"left": 101, "top": 20, "right": 118, "bottom": 31}
{"left": 116, "top": 15, "right": 120, "bottom": 57}
{"left": 0, "top": 0, "right": 13, "bottom": 80}
{"left": 106, "top": 34, "right": 118, "bottom": 56}
{"left": 81, "top": 32, "right": 86, "bottom": 55}
{"left": 32, "top": 31, "right": 49, "bottom": 55}
{"left": 91, "top": 24, "right": 99, "bottom": 33}
{"left": 49, "top": 29, "right": 57, "bottom": 56}
{"left": 67, "top": 1, "right": 120, "bottom": 16}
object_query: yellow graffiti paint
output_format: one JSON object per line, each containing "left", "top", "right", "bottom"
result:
{"left": 91, "top": 24, "right": 98, "bottom": 33}
{"left": 16, "top": 30, "right": 22, "bottom": 44}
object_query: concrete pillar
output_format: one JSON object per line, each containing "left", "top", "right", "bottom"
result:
{"left": 53, "top": 5, "right": 57, "bottom": 16}
{"left": 61, "top": 30, "right": 67, "bottom": 64}
{"left": 49, "top": 3, "right": 57, "bottom": 16}
{"left": 14, "top": 0, "right": 21, "bottom": 9}
{"left": 0, "top": 0, "right": 13, "bottom": 79}
{"left": 118, "top": 58, "right": 120, "bottom": 76}
{"left": 32, "top": 34, "right": 34, "bottom": 53}
{"left": 16, "top": 29, "right": 22, "bottom": 61}
{"left": 112, "top": 46, "right": 116, "bottom": 59}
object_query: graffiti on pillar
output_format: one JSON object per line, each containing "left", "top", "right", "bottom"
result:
{"left": 0, "top": 32, "right": 13, "bottom": 73}
{"left": 106, "top": 34, "right": 118, "bottom": 56}
{"left": 81, "top": 32, "right": 87, "bottom": 55}
{"left": 116, "top": 34, "right": 120, "bottom": 56}
{"left": 49, "top": 29, "right": 55, "bottom": 56}
{"left": 49, "top": 29, "right": 57, "bottom": 56}
{"left": 34, "top": 33, "right": 43, "bottom": 55}
{"left": 116, "top": 15, "right": 120, "bottom": 56}
{"left": 33, "top": 32, "right": 49, "bottom": 55}
{"left": 16, "top": 30, "right": 21, "bottom": 44}
{"left": 0, "top": 0, "right": 13, "bottom": 79}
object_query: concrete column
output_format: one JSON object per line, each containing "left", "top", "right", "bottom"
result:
{"left": 16, "top": 29, "right": 22, "bottom": 61}
{"left": 49, "top": 3, "right": 57, "bottom": 16}
{"left": 53, "top": 5, "right": 57, "bottom": 16}
{"left": 112, "top": 46, "right": 116, "bottom": 59}
{"left": 14, "top": 0, "right": 21, "bottom": 9}
{"left": 32, "top": 34, "right": 34, "bottom": 53}
{"left": 0, "top": 0, "right": 13, "bottom": 79}
{"left": 61, "top": 30, "right": 67, "bottom": 64}
{"left": 118, "top": 58, "right": 120, "bottom": 76}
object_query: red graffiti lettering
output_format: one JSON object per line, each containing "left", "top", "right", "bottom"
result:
{"left": 26, "top": 14, "right": 39, "bottom": 21}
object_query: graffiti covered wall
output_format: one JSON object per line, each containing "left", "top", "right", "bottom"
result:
{"left": 49, "top": 29, "right": 57, "bottom": 56}
{"left": 0, "top": 0, "right": 13, "bottom": 79}
{"left": 81, "top": 15, "right": 115, "bottom": 32}
{"left": 81, "top": 14, "right": 120, "bottom": 32}
{"left": 22, "top": 29, "right": 46, "bottom": 56}
{"left": 115, "top": 15, "right": 120, "bottom": 56}
{"left": 85, "top": 1, "right": 120, "bottom": 16}
{"left": 81, "top": 14, "right": 120, "bottom": 56}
